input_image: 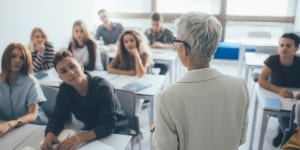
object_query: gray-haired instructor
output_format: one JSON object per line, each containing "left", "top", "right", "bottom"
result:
{"left": 153, "top": 12, "right": 249, "bottom": 150}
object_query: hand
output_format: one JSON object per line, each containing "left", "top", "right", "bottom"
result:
{"left": 41, "top": 132, "right": 60, "bottom": 150}
{"left": 35, "top": 44, "right": 45, "bottom": 53}
{"left": 128, "top": 48, "right": 139, "bottom": 58}
{"left": 151, "top": 42, "right": 163, "bottom": 48}
{"left": 278, "top": 88, "right": 293, "bottom": 98}
{"left": 58, "top": 135, "right": 81, "bottom": 150}
{"left": 0, "top": 122, "right": 13, "bottom": 136}
{"left": 150, "top": 124, "right": 155, "bottom": 133}
{"left": 295, "top": 93, "right": 300, "bottom": 100}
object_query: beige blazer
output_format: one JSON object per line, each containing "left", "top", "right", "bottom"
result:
{"left": 154, "top": 68, "right": 249, "bottom": 150}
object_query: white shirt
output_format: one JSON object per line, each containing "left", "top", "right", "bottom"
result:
{"left": 73, "top": 46, "right": 89, "bottom": 65}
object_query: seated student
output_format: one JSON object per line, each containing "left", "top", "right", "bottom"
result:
{"left": 0, "top": 43, "right": 48, "bottom": 136}
{"left": 107, "top": 30, "right": 151, "bottom": 77}
{"left": 258, "top": 32, "right": 300, "bottom": 147}
{"left": 145, "top": 12, "right": 174, "bottom": 49}
{"left": 29, "top": 27, "right": 55, "bottom": 72}
{"left": 41, "top": 50, "right": 126, "bottom": 150}
{"left": 144, "top": 12, "right": 174, "bottom": 75}
{"left": 68, "top": 20, "right": 97, "bottom": 71}
{"left": 95, "top": 9, "right": 124, "bottom": 50}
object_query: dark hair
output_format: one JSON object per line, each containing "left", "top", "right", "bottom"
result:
{"left": 151, "top": 12, "right": 163, "bottom": 22}
{"left": 1, "top": 43, "right": 33, "bottom": 83}
{"left": 281, "top": 33, "right": 300, "bottom": 47}
{"left": 53, "top": 50, "right": 73, "bottom": 69}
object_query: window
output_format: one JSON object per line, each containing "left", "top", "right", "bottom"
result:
{"left": 157, "top": 0, "right": 221, "bottom": 14}
{"left": 224, "top": 21, "right": 294, "bottom": 43}
{"left": 227, "top": 0, "right": 296, "bottom": 16}
{"left": 93, "top": 0, "right": 151, "bottom": 13}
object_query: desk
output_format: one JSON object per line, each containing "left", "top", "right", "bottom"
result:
{"left": 249, "top": 84, "right": 297, "bottom": 150}
{"left": 244, "top": 52, "right": 269, "bottom": 82}
{"left": 0, "top": 123, "right": 44, "bottom": 150}
{"left": 238, "top": 38, "right": 278, "bottom": 76}
{"left": 104, "top": 48, "right": 180, "bottom": 83}
{"left": 39, "top": 69, "right": 167, "bottom": 125}
{"left": 13, "top": 125, "right": 132, "bottom": 150}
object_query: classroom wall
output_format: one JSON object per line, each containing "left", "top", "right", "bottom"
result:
{"left": 0, "top": 0, "right": 100, "bottom": 53}
{"left": 294, "top": 1, "right": 300, "bottom": 32}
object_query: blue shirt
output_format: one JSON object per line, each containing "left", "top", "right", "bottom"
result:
{"left": 0, "top": 74, "right": 48, "bottom": 124}
{"left": 95, "top": 22, "right": 124, "bottom": 45}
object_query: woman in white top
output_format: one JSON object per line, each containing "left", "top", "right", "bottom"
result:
{"left": 68, "top": 20, "right": 97, "bottom": 71}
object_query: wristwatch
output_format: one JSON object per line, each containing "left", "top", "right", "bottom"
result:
{"left": 15, "top": 120, "right": 24, "bottom": 128}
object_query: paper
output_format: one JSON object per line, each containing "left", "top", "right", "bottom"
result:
{"left": 123, "top": 82, "right": 152, "bottom": 92}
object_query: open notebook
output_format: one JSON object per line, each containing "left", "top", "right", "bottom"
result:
{"left": 41, "top": 129, "right": 115, "bottom": 150}
{"left": 264, "top": 97, "right": 282, "bottom": 111}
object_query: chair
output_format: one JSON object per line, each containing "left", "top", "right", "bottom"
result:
{"left": 115, "top": 89, "right": 151, "bottom": 150}
{"left": 100, "top": 51, "right": 109, "bottom": 71}
{"left": 40, "top": 85, "right": 59, "bottom": 118}
{"left": 280, "top": 104, "right": 297, "bottom": 147}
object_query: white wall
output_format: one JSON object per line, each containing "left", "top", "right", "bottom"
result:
{"left": 294, "top": 0, "right": 300, "bottom": 32}
{"left": 0, "top": 0, "right": 100, "bottom": 53}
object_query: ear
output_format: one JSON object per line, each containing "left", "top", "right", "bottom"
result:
{"left": 80, "top": 63, "right": 84, "bottom": 71}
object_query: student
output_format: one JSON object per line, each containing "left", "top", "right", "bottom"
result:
{"left": 144, "top": 12, "right": 174, "bottom": 49}
{"left": 29, "top": 27, "right": 55, "bottom": 72}
{"left": 68, "top": 20, "right": 97, "bottom": 71}
{"left": 145, "top": 12, "right": 174, "bottom": 74}
{"left": 258, "top": 33, "right": 300, "bottom": 147}
{"left": 153, "top": 12, "right": 248, "bottom": 150}
{"left": 41, "top": 50, "right": 126, "bottom": 150}
{"left": 0, "top": 43, "right": 48, "bottom": 136}
{"left": 95, "top": 9, "right": 124, "bottom": 49}
{"left": 107, "top": 30, "right": 151, "bottom": 77}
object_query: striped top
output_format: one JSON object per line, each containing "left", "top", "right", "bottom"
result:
{"left": 31, "top": 42, "right": 55, "bottom": 72}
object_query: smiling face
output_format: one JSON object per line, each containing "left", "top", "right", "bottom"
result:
{"left": 32, "top": 31, "right": 46, "bottom": 47}
{"left": 55, "top": 57, "right": 85, "bottom": 86}
{"left": 10, "top": 48, "right": 25, "bottom": 74}
{"left": 278, "top": 37, "right": 298, "bottom": 60}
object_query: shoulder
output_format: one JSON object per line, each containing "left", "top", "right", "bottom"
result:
{"left": 97, "top": 25, "right": 105, "bottom": 30}
{"left": 90, "top": 75, "right": 113, "bottom": 89}
{"left": 114, "top": 22, "right": 124, "bottom": 28}
{"left": 163, "top": 28, "right": 172, "bottom": 33}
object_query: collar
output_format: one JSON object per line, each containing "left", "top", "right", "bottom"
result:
{"left": 177, "top": 68, "right": 222, "bottom": 83}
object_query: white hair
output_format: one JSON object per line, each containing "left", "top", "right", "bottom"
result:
{"left": 176, "top": 12, "right": 222, "bottom": 61}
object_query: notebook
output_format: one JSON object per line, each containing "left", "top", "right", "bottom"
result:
{"left": 34, "top": 72, "right": 48, "bottom": 79}
{"left": 123, "top": 82, "right": 152, "bottom": 92}
{"left": 264, "top": 97, "right": 282, "bottom": 111}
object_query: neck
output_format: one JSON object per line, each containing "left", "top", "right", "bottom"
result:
{"left": 73, "top": 75, "right": 89, "bottom": 96}
{"left": 280, "top": 56, "right": 294, "bottom": 66}
{"left": 9, "top": 72, "right": 19, "bottom": 84}
{"left": 186, "top": 57, "right": 210, "bottom": 71}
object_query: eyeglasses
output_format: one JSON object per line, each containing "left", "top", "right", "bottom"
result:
{"left": 170, "top": 37, "right": 191, "bottom": 49}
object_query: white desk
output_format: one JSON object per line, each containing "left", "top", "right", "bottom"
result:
{"left": 238, "top": 38, "right": 278, "bottom": 76}
{"left": 249, "top": 84, "right": 298, "bottom": 150}
{"left": 244, "top": 52, "right": 269, "bottom": 82}
{"left": 0, "top": 123, "right": 45, "bottom": 150}
{"left": 104, "top": 48, "right": 181, "bottom": 83}
{"left": 39, "top": 69, "right": 167, "bottom": 125}
{"left": 13, "top": 125, "right": 132, "bottom": 150}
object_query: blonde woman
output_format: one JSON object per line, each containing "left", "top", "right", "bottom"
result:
{"left": 68, "top": 20, "right": 97, "bottom": 71}
{"left": 29, "top": 27, "right": 55, "bottom": 72}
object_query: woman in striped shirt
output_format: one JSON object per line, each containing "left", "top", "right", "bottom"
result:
{"left": 29, "top": 27, "right": 55, "bottom": 72}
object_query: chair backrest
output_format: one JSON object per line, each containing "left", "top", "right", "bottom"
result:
{"left": 115, "top": 89, "right": 140, "bottom": 135}
{"left": 248, "top": 31, "right": 272, "bottom": 38}
{"left": 254, "top": 45, "right": 278, "bottom": 54}
{"left": 40, "top": 85, "right": 59, "bottom": 118}
{"left": 100, "top": 51, "right": 108, "bottom": 71}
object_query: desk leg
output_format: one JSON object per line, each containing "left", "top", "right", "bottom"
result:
{"left": 258, "top": 110, "right": 269, "bottom": 150}
{"left": 249, "top": 94, "right": 258, "bottom": 150}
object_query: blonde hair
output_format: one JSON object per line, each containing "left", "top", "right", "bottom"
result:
{"left": 70, "top": 20, "right": 96, "bottom": 50}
